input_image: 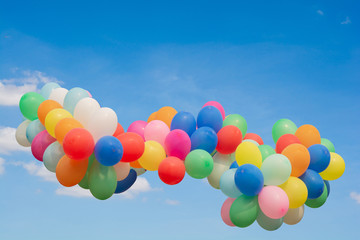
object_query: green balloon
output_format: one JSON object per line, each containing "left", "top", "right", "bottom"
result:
{"left": 19, "top": 92, "right": 45, "bottom": 121}
{"left": 88, "top": 159, "right": 117, "bottom": 200}
{"left": 321, "top": 138, "right": 335, "bottom": 153}
{"left": 272, "top": 119, "right": 297, "bottom": 143}
{"left": 223, "top": 114, "right": 247, "bottom": 136}
{"left": 257, "top": 210, "right": 283, "bottom": 231}
{"left": 230, "top": 195, "right": 259, "bottom": 228}
{"left": 185, "top": 149, "right": 214, "bottom": 179}
{"left": 305, "top": 182, "right": 328, "bottom": 208}
{"left": 79, "top": 154, "right": 95, "bottom": 189}
{"left": 258, "top": 145, "right": 276, "bottom": 162}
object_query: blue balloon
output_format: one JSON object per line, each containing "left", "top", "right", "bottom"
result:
{"left": 114, "top": 169, "right": 137, "bottom": 194}
{"left": 26, "top": 119, "right": 45, "bottom": 143}
{"left": 308, "top": 144, "right": 330, "bottom": 172}
{"left": 40, "top": 82, "right": 60, "bottom": 99}
{"left": 299, "top": 169, "right": 324, "bottom": 199}
{"left": 197, "top": 106, "right": 223, "bottom": 133}
{"left": 190, "top": 127, "right": 218, "bottom": 153}
{"left": 324, "top": 180, "right": 330, "bottom": 197}
{"left": 230, "top": 161, "right": 239, "bottom": 169}
{"left": 95, "top": 136, "right": 123, "bottom": 166}
{"left": 234, "top": 164, "right": 264, "bottom": 196}
{"left": 170, "top": 111, "right": 196, "bottom": 136}
{"left": 220, "top": 169, "right": 242, "bottom": 198}
{"left": 63, "top": 87, "right": 89, "bottom": 115}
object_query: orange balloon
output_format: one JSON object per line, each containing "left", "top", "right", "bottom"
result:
{"left": 37, "top": 100, "right": 63, "bottom": 125}
{"left": 55, "top": 118, "right": 83, "bottom": 144}
{"left": 56, "top": 155, "right": 89, "bottom": 187}
{"left": 155, "top": 106, "right": 177, "bottom": 128}
{"left": 295, "top": 124, "right": 321, "bottom": 148}
{"left": 282, "top": 143, "right": 310, "bottom": 177}
{"left": 113, "top": 123, "right": 125, "bottom": 137}
{"left": 147, "top": 112, "right": 157, "bottom": 123}
{"left": 130, "top": 159, "right": 143, "bottom": 168}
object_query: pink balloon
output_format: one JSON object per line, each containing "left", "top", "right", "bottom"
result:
{"left": 31, "top": 130, "right": 56, "bottom": 161}
{"left": 144, "top": 120, "right": 170, "bottom": 147}
{"left": 164, "top": 129, "right": 191, "bottom": 160}
{"left": 127, "top": 120, "right": 147, "bottom": 140}
{"left": 221, "top": 198, "right": 236, "bottom": 227}
{"left": 203, "top": 101, "right": 225, "bottom": 120}
{"left": 258, "top": 186, "right": 289, "bottom": 219}
{"left": 86, "top": 90, "right": 92, "bottom": 97}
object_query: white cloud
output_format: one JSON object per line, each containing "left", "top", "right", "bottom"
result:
{"left": 0, "top": 127, "right": 30, "bottom": 154}
{"left": 0, "top": 157, "right": 5, "bottom": 175}
{"left": 317, "top": 10, "right": 324, "bottom": 16}
{"left": 165, "top": 199, "right": 180, "bottom": 205}
{"left": 11, "top": 160, "right": 57, "bottom": 182}
{"left": 55, "top": 185, "right": 93, "bottom": 198}
{"left": 119, "top": 177, "right": 161, "bottom": 199}
{"left": 341, "top": 16, "right": 351, "bottom": 25}
{"left": 350, "top": 192, "right": 360, "bottom": 204}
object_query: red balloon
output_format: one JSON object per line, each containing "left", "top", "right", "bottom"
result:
{"left": 158, "top": 157, "right": 185, "bottom": 185}
{"left": 63, "top": 128, "right": 95, "bottom": 160}
{"left": 113, "top": 123, "right": 125, "bottom": 137}
{"left": 244, "top": 133, "right": 263, "bottom": 145}
{"left": 216, "top": 125, "right": 243, "bottom": 154}
{"left": 116, "top": 132, "right": 145, "bottom": 162}
{"left": 275, "top": 134, "right": 301, "bottom": 153}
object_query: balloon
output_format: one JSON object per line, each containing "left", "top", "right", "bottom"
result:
{"left": 281, "top": 143, "right": 310, "bottom": 177}
{"left": 190, "top": 127, "right": 218, "bottom": 154}
{"left": 147, "top": 112, "right": 157, "bottom": 122}
{"left": 197, "top": 106, "right": 223, "bottom": 133}
{"left": 73, "top": 97, "right": 100, "bottom": 128}
{"left": 26, "top": 119, "right": 45, "bottom": 143}
{"left": 220, "top": 169, "right": 242, "bottom": 198}
{"left": 319, "top": 152, "right": 345, "bottom": 180}
{"left": 203, "top": 101, "right": 225, "bottom": 120}
{"left": 54, "top": 118, "right": 83, "bottom": 144}
{"left": 131, "top": 167, "right": 146, "bottom": 176}
{"left": 116, "top": 132, "right": 145, "bottom": 162}
{"left": 89, "top": 160, "right": 117, "bottom": 200}
{"left": 164, "top": 129, "right": 191, "bottom": 160}
{"left": 15, "top": 120, "right": 31, "bottom": 147}
{"left": 115, "top": 169, "right": 137, "bottom": 194}
{"left": 155, "top": 106, "right": 177, "bottom": 128}
{"left": 243, "top": 139, "right": 259, "bottom": 146}
{"left": 279, "top": 177, "right": 308, "bottom": 209}
{"left": 127, "top": 120, "right": 147, "bottom": 140}
{"left": 324, "top": 180, "right": 330, "bottom": 197}
{"left": 275, "top": 134, "right": 301, "bottom": 153}
{"left": 283, "top": 206, "right": 304, "bottom": 225}
{"left": 63, "top": 87, "right": 90, "bottom": 115}
{"left": 56, "top": 155, "right": 89, "bottom": 187}
{"left": 144, "top": 120, "right": 170, "bottom": 147}
{"left": 112, "top": 123, "right": 125, "bottom": 137}
{"left": 87, "top": 107, "right": 118, "bottom": 142}
{"left": 295, "top": 124, "right": 321, "bottom": 148}
{"left": 19, "top": 92, "right": 45, "bottom": 120}
{"left": 207, "top": 153, "right": 233, "bottom": 189}
{"left": 37, "top": 99, "right": 63, "bottom": 125}
{"left": 216, "top": 125, "right": 242, "bottom": 154}
{"left": 305, "top": 182, "right": 328, "bottom": 208}
{"left": 299, "top": 169, "right": 324, "bottom": 199}
{"left": 229, "top": 195, "right": 259, "bottom": 228}
{"left": 78, "top": 154, "right": 95, "bottom": 189}
{"left": 308, "top": 144, "right": 330, "bottom": 173}
{"left": 45, "top": 108, "right": 73, "bottom": 137}
{"left": 258, "top": 186, "right": 289, "bottom": 219}
{"left": 158, "top": 156, "right": 186, "bottom": 185}
{"left": 185, "top": 149, "right": 214, "bottom": 179}
{"left": 63, "top": 128, "right": 95, "bottom": 160}
{"left": 244, "top": 133, "right": 263, "bottom": 145}
{"left": 321, "top": 138, "right": 335, "bottom": 153}
{"left": 261, "top": 154, "right": 291, "bottom": 186}
{"left": 272, "top": 119, "right": 297, "bottom": 143}
{"left": 130, "top": 159, "right": 143, "bottom": 169}
{"left": 137, "top": 141, "right": 166, "bottom": 171}
{"left": 221, "top": 198, "right": 236, "bottom": 227}
{"left": 113, "top": 162, "right": 130, "bottom": 181}
{"left": 235, "top": 141, "right": 262, "bottom": 168}
{"left": 94, "top": 136, "right": 123, "bottom": 166}
{"left": 40, "top": 82, "right": 61, "bottom": 99}
{"left": 43, "top": 141, "right": 65, "bottom": 173}
{"left": 31, "top": 130, "right": 56, "bottom": 161}
{"left": 257, "top": 210, "right": 283, "bottom": 231}
{"left": 48, "top": 88, "right": 68, "bottom": 106}
{"left": 258, "top": 145, "right": 275, "bottom": 162}
{"left": 229, "top": 161, "right": 239, "bottom": 169}
{"left": 234, "top": 164, "right": 264, "bottom": 196}
{"left": 223, "top": 114, "right": 247, "bottom": 136}
{"left": 170, "top": 111, "right": 197, "bottom": 137}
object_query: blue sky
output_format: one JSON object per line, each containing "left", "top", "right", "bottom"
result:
{"left": 0, "top": 1, "right": 359, "bottom": 239}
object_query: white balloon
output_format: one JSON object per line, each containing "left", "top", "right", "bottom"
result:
{"left": 207, "top": 153, "right": 233, "bottom": 189}
{"left": 87, "top": 107, "right": 118, "bottom": 142}
{"left": 74, "top": 97, "right": 100, "bottom": 128}
{"left": 283, "top": 205, "right": 304, "bottom": 225}
{"left": 48, "top": 88, "right": 68, "bottom": 106}
{"left": 15, "top": 120, "right": 31, "bottom": 147}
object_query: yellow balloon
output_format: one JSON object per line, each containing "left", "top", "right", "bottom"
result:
{"left": 45, "top": 109, "right": 73, "bottom": 137}
{"left": 280, "top": 176, "right": 308, "bottom": 209}
{"left": 235, "top": 141, "right": 262, "bottom": 168}
{"left": 137, "top": 141, "right": 166, "bottom": 171}
{"left": 319, "top": 152, "right": 345, "bottom": 180}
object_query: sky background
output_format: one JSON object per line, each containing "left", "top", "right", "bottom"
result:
{"left": 0, "top": 0, "right": 359, "bottom": 239}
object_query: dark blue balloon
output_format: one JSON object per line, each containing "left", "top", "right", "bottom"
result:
{"left": 308, "top": 144, "right": 330, "bottom": 172}
{"left": 230, "top": 161, "right": 239, "bottom": 169}
{"left": 190, "top": 127, "right": 218, "bottom": 153}
{"left": 234, "top": 164, "right": 264, "bottom": 196}
{"left": 324, "top": 180, "right": 330, "bottom": 197}
{"left": 197, "top": 106, "right": 223, "bottom": 133}
{"left": 299, "top": 169, "right": 324, "bottom": 199}
{"left": 114, "top": 169, "right": 137, "bottom": 194}
{"left": 94, "top": 136, "right": 123, "bottom": 166}
{"left": 170, "top": 111, "right": 196, "bottom": 137}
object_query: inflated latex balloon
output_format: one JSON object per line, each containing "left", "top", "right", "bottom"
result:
{"left": 73, "top": 97, "right": 100, "bottom": 128}
{"left": 37, "top": 99, "right": 62, "bottom": 125}
{"left": 155, "top": 106, "right": 177, "bottom": 128}
{"left": 244, "top": 133, "right": 263, "bottom": 145}
{"left": 257, "top": 210, "right": 283, "bottom": 231}
{"left": 131, "top": 167, "right": 146, "bottom": 176}
{"left": 275, "top": 134, "right": 301, "bottom": 153}
{"left": 321, "top": 138, "right": 335, "bottom": 153}
{"left": 137, "top": 141, "right": 166, "bottom": 171}
{"left": 220, "top": 168, "right": 242, "bottom": 198}
{"left": 87, "top": 107, "right": 118, "bottom": 142}
{"left": 223, "top": 114, "right": 247, "bottom": 136}
{"left": 45, "top": 108, "right": 73, "bottom": 137}
{"left": 305, "top": 182, "right": 328, "bottom": 208}
{"left": 158, "top": 156, "right": 185, "bottom": 185}
{"left": 94, "top": 136, "right": 123, "bottom": 166}
{"left": 113, "top": 161, "right": 130, "bottom": 181}
{"left": 54, "top": 118, "right": 83, "bottom": 144}
{"left": 115, "top": 169, "right": 137, "bottom": 194}
{"left": 89, "top": 160, "right": 117, "bottom": 200}
{"left": 170, "top": 111, "right": 196, "bottom": 137}
{"left": 127, "top": 120, "right": 147, "bottom": 140}
{"left": 197, "top": 106, "right": 223, "bottom": 133}
{"left": 283, "top": 206, "right": 304, "bottom": 225}
{"left": 258, "top": 145, "right": 276, "bottom": 162}
{"left": 258, "top": 186, "right": 289, "bottom": 219}
{"left": 261, "top": 154, "right": 291, "bottom": 186}
{"left": 243, "top": 139, "right": 259, "bottom": 146}
{"left": 15, "top": 120, "right": 31, "bottom": 147}
{"left": 164, "top": 129, "right": 191, "bottom": 160}
{"left": 190, "top": 127, "right": 218, "bottom": 154}
{"left": 63, "top": 128, "right": 95, "bottom": 160}
{"left": 144, "top": 120, "right": 170, "bottom": 147}
{"left": 308, "top": 144, "right": 330, "bottom": 173}
{"left": 299, "top": 169, "right": 324, "bottom": 199}
{"left": 63, "top": 87, "right": 90, "bottom": 115}
{"left": 319, "top": 152, "right": 345, "bottom": 180}
{"left": 19, "top": 92, "right": 45, "bottom": 120}
{"left": 48, "top": 88, "right": 68, "bottom": 106}
{"left": 279, "top": 177, "right": 308, "bottom": 209}
{"left": 185, "top": 149, "right": 214, "bottom": 179}
{"left": 78, "top": 154, "right": 95, "bottom": 189}
{"left": 272, "top": 119, "right": 297, "bottom": 143}
{"left": 295, "top": 124, "right": 321, "bottom": 148}
{"left": 56, "top": 155, "right": 89, "bottom": 187}
{"left": 43, "top": 141, "right": 65, "bottom": 173}
{"left": 281, "top": 143, "right": 310, "bottom": 177}
{"left": 235, "top": 141, "right": 262, "bottom": 168}
{"left": 221, "top": 198, "right": 236, "bottom": 227}
{"left": 116, "top": 132, "right": 144, "bottom": 162}
{"left": 229, "top": 195, "right": 259, "bottom": 228}
{"left": 40, "top": 82, "right": 61, "bottom": 99}
{"left": 216, "top": 125, "right": 242, "bottom": 154}
{"left": 203, "top": 101, "right": 225, "bottom": 120}
{"left": 207, "top": 153, "right": 233, "bottom": 189}
{"left": 234, "top": 164, "right": 264, "bottom": 196}
{"left": 31, "top": 130, "right": 56, "bottom": 161}
{"left": 112, "top": 123, "right": 124, "bottom": 137}
{"left": 147, "top": 112, "right": 157, "bottom": 122}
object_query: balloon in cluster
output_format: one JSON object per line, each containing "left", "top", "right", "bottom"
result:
{"left": 171, "top": 111, "right": 196, "bottom": 137}
{"left": 116, "top": 132, "right": 144, "bottom": 162}
{"left": 31, "top": 130, "right": 56, "bottom": 161}
{"left": 308, "top": 144, "right": 330, "bottom": 172}
{"left": 164, "top": 129, "right": 191, "bottom": 160}
{"left": 272, "top": 119, "right": 297, "bottom": 143}
{"left": 127, "top": 120, "right": 147, "bottom": 140}
{"left": 185, "top": 149, "right": 214, "bottom": 179}
{"left": 295, "top": 124, "right": 321, "bottom": 148}
{"left": 281, "top": 144, "right": 310, "bottom": 177}
{"left": 197, "top": 106, "right": 223, "bottom": 133}
{"left": 158, "top": 157, "right": 186, "bottom": 185}
{"left": 63, "top": 128, "right": 95, "bottom": 160}
{"left": 203, "top": 101, "right": 225, "bottom": 120}
{"left": 19, "top": 92, "right": 45, "bottom": 121}
{"left": 220, "top": 168, "right": 242, "bottom": 198}
{"left": 190, "top": 127, "right": 218, "bottom": 154}
{"left": 223, "top": 114, "right": 247, "bottom": 136}
{"left": 216, "top": 125, "right": 242, "bottom": 154}
{"left": 95, "top": 136, "right": 123, "bottom": 166}
{"left": 115, "top": 169, "right": 137, "bottom": 194}
{"left": 234, "top": 164, "right": 264, "bottom": 196}
{"left": 299, "top": 169, "right": 324, "bottom": 199}
{"left": 229, "top": 195, "right": 259, "bottom": 228}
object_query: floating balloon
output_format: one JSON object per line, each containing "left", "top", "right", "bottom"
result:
{"left": 113, "top": 162, "right": 130, "bottom": 181}
{"left": 116, "top": 132, "right": 144, "bottom": 162}
{"left": 283, "top": 206, "right": 304, "bottom": 225}
{"left": 220, "top": 168, "right": 242, "bottom": 198}
{"left": 63, "top": 87, "right": 90, "bottom": 115}
{"left": 229, "top": 195, "right": 259, "bottom": 228}
{"left": 234, "top": 164, "right": 264, "bottom": 196}
{"left": 37, "top": 99, "right": 62, "bottom": 125}
{"left": 216, "top": 125, "right": 242, "bottom": 154}
{"left": 137, "top": 141, "right": 166, "bottom": 171}
{"left": 258, "top": 145, "right": 275, "bottom": 162}
{"left": 170, "top": 111, "right": 196, "bottom": 137}
{"left": 147, "top": 112, "right": 157, "bottom": 122}
{"left": 87, "top": 107, "right": 118, "bottom": 142}
{"left": 144, "top": 120, "right": 170, "bottom": 147}
{"left": 26, "top": 119, "right": 45, "bottom": 143}
{"left": 94, "top": 136, "right": 123, "bottom": 166}
{"left": 244, "top": 133, "right": 263, "bottom": 145}
{"left": 54, "top": 118, "right": 83, "bottom": 144}
{"left": 164, "top": 129, "right": 191, "bottom": 160}
{"left": 203, "top": 101, "right": 225, "bottom": 120}
{"left": 190, "top": 127, "right": 218, "bottom": 153}
{"left": 221, "top": 198, "right": 236, "bottom": 227}
{"left": 158, "top": 157, "right": 185, "bottom": 185}
{"left": 63, "top": 128, "right": 95, "bottom": 160}
{"left": 31, "top": 130, "right": 56, "bottom": 161}
{"left": 19, "top": 92, "right": 45, "bottom": 120}
{"left": 295, "top": 124, "right": 321, "bottom": 148}
{"left": 113, "top": 123, "right": 125, "bottom": 137}
{"left": 197, "top": 106, "right": 223, "bottom": 133}
{"left": 73, "top": 97, "right": 101, "bottom": 128}
{"left": 275, "top": 134, "right": 301, "bottom": 153}
{"left": 299, "top": 169, "right": 324, "bottom": 199}
{"left": 321, "top": 138, "right": 335, "bottom": 153}
{"left": 185, "top": 149, "right": 214, "bottom": 179}
{"left": 257, "top": 210, "right": 283, "bottom": 231}
{"left": 305, "top": 182, "right": 328, "bottom": 208}
{"left": 258, "top": 186, "right": 289, "bottom": 219}
{"left": 45, "top": 108, "right": 73, "bottom": 137}
{"left": 127, "top": 120, "right": 147, "bottom": 140}
{"left": 78, "top": 154, "right": 95, "bottom": 189}
{"left": 272, "top": 119, "right": 297, "bottom": 143}
{"left": 114, "top": 169, "right": 137, "bottom": 194}
{"left": 235, "top": 141, "right": 262, "bottom": 168}
{"left": 89, "top": 160, "right": 117, "bottom": 200}
{"left": 319, "top": 152, "right": 345, "bottom": 180}
{"left": 281, "top": 143, "right": 310, "bottom": 177}
{"left": 208, "top": 153, "right": 233, "bottom": 189}
{"left": 56, "top": 155, "right": 89, "bottom": 187}
{"left": 223, "top": 114, "right": 247, "bottom": 136}
{"left": 261, "top": 154, "right": 291, "bottom": 186}
{"left": 15, "top": 120, "right": 31, "bottom": 147}
{"left": 43, "top": 141, "right": 65, "bottom": 172}
{"left": 40, "top": 82, "right": 61, "bottom": 99}
{"left": 279, "top": 177, "right": 308, "bottom": 209}
{"left": 48, "top": 88, "right": 68, "bottom": 106}
{"left": 155, "top": 106, "right": 177, "bottom": 128}
{"left": 308, "top": 144, "right": 330, "bottom": 172}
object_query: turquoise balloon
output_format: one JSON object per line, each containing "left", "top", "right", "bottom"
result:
{"left": 257, "top": 210, "right": 283, "bottom": 231}
{"left": 79, "top": 154, "right": 95, "bottom": 189}
{"left": 272, "top": 119, "right": 297, "bottom": 143}
{"left": 258, "top": 145, "right": 276, "bottom": 162}
{"left": 43, "top": 142, "right": 65, "bottom": 173}
{"left": 220, "top": 169, "right": 242, "bottom": 198}
{"left": 26, "top": 119, "right": 45, "bottom": 143}
{"left": 321, "top": 138, "right": 335, "bottom": 153}
{"left": 88, "top": 159, "right": 117, "bottom": 200}
{"left": 40, "top": 82, "right": 60, "bottom": 99}
{"left": 63, "top": 87, "right": 89, "bottom": 115}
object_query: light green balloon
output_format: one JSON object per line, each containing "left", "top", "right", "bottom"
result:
{"left": 305, "top": 182, "right": 328, "bottom": 208}
{"left": 79, "top": 154, "right": 95, "bottom": 189}
{"left": 257, "top": 210, "right": 283, "bottom": 231}
{"left": 223, "top": 114, "right": 247, "bottom": 136}
{"left": 43, "top": 142, "right": 65, "bottom": 173}
{"left": 88, "top": 159, "right": 117, "bottom": 200}
{"left": 261, "top": 154, "right": 291, "bottom": 186}
{"left": 272, "top": 119, "right": 297, "bottom": 143}
{"left": 185, "top": 149, "right": 214, "bottom": 179}
{"left": 321, "top": 138, "right": 335, "bottom": 153}
{"left": 258, "top": 145, "right": 276, "bottom": 162}
{"left": 19, "top": 92, "right": 45, "bottom": 120}
{"left": 229, "top": 195, "right": 259, "bottom": 228}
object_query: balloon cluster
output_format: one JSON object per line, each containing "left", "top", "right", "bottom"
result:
{"left": 16, "top": 83, "right": 345, "bottom": 231}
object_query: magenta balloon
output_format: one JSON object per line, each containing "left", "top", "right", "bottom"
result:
{"left": 221, "top": 197, "right": 236, "bottom": 227}
{"left": 127, "top": 120, "right": 147, "bottom": 140}
{"left": 203, "top": 101, "right": 225, "bottom": 120}
{"left": 31, "top": 130, "right": 56, "bottom": 161}
{"left": 164, "top": 129, "right": 191, "bottom": 160}
{"left": 258, "top": 186, "right": 289, "bottom": 219}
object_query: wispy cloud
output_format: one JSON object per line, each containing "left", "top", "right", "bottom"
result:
{"left": 11, "top": 160, "right": 57, "bottom": 182}
{"left": 317, "top": 10, "right": 324, "bottom": 16}
{"left": 350, "top": 192, "right": 360, "bottom": 204}
{"left": 56, "top": 185, "right": 93, "bottom": 198}
{"left": 119, "top": 177, "right": 161, "bottom": 199}
{"left": 341, "top": 16, "right": 351, "bottom": 25}
{"left": 0, "top": 127, "right": 31, "bottom": 154}
{"left": 0, "top": 157, "right": 5, "bottom": 175}
{"left": 165, "top": 199, "right": 180, "bottom": 205}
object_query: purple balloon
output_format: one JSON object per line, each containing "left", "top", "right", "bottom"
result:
{"left": 127, "top": 120, "right": 147, "bottom": 140}
{"left": 31, "top": 130, "right": 56, "bottom": 161}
